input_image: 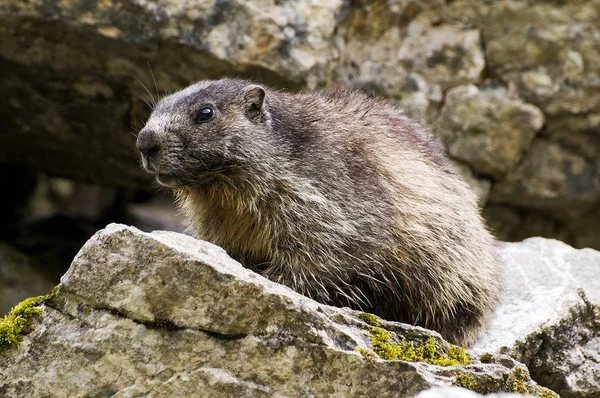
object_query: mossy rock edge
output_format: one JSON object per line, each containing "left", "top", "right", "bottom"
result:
{"left": 0, "top": 286, "right": 57, "bottom": 354}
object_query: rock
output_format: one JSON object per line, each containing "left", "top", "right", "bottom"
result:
{"left": 337, "top": 4, "right": 484, "bottom": 111}
{"left": 0, "top": 243, "right": 55, "bottom": 315}
{"left": 0, "top": 224, "right": 557, "bottom": 397}
{"left": 0, "top": 162, "right": 37, "bottom": 241}
{"left": 490, "top": 139, "right": 600, "bottom": 216}
{"left": 569, "top": 207, "right": 600, "bottom": 250}
{"left": 542, "top": 114, "right": 600, "bottom": 163}
{"left": 437, "top": 85, "right": 544, "bottom": 180}
{"left": 474, "top": 238, "right": 600, "bottom": 398}
{"left": 451, "top": 1, "right": 600, "bottom": 117}
{"left": 0, "top": 174, "right": 130, "bottom": 310}
{"left": 416, "top": 387, "right": 535, "bottom": 398}
{"left": 24, "top": 175, "right": 122, "bottom": 223}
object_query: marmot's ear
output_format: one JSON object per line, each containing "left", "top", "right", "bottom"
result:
{"left": 242, "top": 85, "right": 267, "bottom": 122}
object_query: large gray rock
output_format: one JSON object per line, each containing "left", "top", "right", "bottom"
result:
{"left": 437, "top": 85, "right": 544, "bottom": 180}
{"left": 474, "top": 238, "right": 600, "bottom": 398}
{"left": 0, "top": 224, "right": 556, "bottom": 397}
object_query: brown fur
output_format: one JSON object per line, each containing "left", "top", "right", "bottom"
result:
{"left": 137, "top": 79, "right": 501, "bottom": 346}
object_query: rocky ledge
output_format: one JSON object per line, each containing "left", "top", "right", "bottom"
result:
{"left": 1, "top": 224, "right": 598, "bottom": 397}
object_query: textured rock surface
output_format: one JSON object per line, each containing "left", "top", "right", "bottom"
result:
{"left": 416, "top": 387, "right": 535, "bottom": 398}
{"left": 437, "top": 85, "right": 544, "bottom": 180}
{"left": 474, "top": 238, "right": 600, "bottom": 398}
{"left": 0, "top": 224, "right": 556, "bottom": 397}
{"left": 490, "top": 139, "right": 600, "bottom": 215}
{"left": 1, "top": 0, "right": 599, "bottom": 249}
{"left": 337, "top": 5, "right": 485, "bottom": 99}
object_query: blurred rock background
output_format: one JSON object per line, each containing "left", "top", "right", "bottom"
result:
{"left": 0, "top": 0, "right": 598, "bottom": 314}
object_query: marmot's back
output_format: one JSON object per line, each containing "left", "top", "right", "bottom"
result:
{"left": 137, "top": 79, "right": 501, "bottom": 346}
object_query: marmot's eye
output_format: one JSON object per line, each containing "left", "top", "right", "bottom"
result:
{"left": 195, "top": 107, "right": 214, "bottom": 123}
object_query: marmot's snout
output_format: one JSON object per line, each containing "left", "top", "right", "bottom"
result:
{"left": 137, "top": 128, "right": 160, "bottom": 172}
{"left": 136, "top": 125, "right": 186, "bottom": 188}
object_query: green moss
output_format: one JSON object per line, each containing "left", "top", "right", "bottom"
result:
{"left": 46, "top": 285, "right": 59, "bottom": 300}
{"left": 0, "top": 291, "right": 52, "bottom": 354}
{"left": 452, "top": 372, "right": 490, "bottom": 394}
{"left": 454, "top": 373, "right": 476, "bottom": 391}
{"left": 369, "top": 327, "right": 401, "bottom": 359}
{"left": 505, "top": 367, "right": 531, "bottom": 394}
{"left": 535, "top": 388, "right": 557, "bottom": 398}
{"left": 504, "top": 367, "right": 558, "bottom": 397}
{"left": 358, "top": 313, "right": 380, "bottom": 327}
{"left": 365, "top": 327, "right": 470, "bottom": 366}
{"left": 479, "top": 352, "right": 493, "bottom": 363}
{"left": 354, "top": 347, "right": 377, "bottom": 360}
{"left": 454, "top": 366, "right": 557, "bottom": 398}
{"left": 447, "top": 344, "right": 471, "bottom": 365}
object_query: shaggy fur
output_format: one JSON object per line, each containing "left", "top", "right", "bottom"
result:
{"left": 137, "top": 79, "right": 501, "bottom": 346}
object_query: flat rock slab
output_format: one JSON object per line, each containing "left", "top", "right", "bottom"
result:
{"left": 474, "top": 238, "right": 600, "bottom": 398}
{"left": 0, "top": 224, "right": 554, "bottom": 397}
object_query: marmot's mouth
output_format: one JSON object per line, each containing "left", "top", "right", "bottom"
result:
{"left": 155, "top": 173, "right": 183, "bottom": 189}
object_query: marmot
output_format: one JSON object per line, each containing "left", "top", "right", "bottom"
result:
{"left": 136, "top": 78, "right": 501, "bottom": 346}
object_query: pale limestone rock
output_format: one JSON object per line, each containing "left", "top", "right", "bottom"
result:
{"left": 474, "top": 238, "right": 600, "bottom": 398}
{"left": 0, "top": 225, "right": 557, "bottom": 397}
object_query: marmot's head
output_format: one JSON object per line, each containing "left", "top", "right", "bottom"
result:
{"left": 137, "top": 79, "right": 272, "bottom": 188}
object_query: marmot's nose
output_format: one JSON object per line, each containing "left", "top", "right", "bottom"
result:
{"left": 137, "top": 129, "right": 159, "bottom": 156}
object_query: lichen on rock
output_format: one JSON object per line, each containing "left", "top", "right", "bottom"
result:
{"left": 358, "top": 324, "right": 471, "bottom": 367}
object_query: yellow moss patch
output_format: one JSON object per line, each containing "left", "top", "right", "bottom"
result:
{"left": 358, "top": 312, "right": 380, "bottom": 327}
{"left": 454, "top": 373, "right": 477, "bottom": 391}
{"left": 354, "top": 347, "right": 377, "bottom": 360}
{"left": 452, "top": 372, "right": 493, "bottom": 394}
{"left": 454, "top": 366, "right": 558, "bottom": 398}
{"left": 447, "top": 344, "right": 471, "bottom": 365}
{"left": 536, "top": 389, "right": 557, "bottom": 398}
{"left": 506, "top": 367, "right": 530, "bottom": 394}
{"left": 0, "top": 287, "right": 56, "bottom": 355}
{"left": 362, "top": 326, "right": 471, "bottom": 366}
{"left": 479, "top": 352, "right": 493, "bottom": 363}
